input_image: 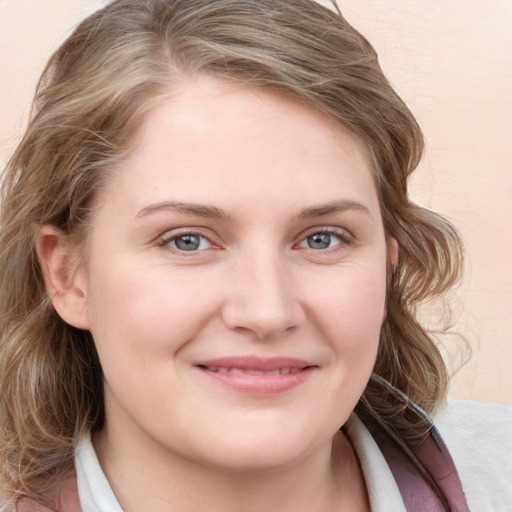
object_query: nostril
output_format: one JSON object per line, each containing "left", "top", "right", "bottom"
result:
{"left": 220, "top": 280, "right": 305, "bottom": 340}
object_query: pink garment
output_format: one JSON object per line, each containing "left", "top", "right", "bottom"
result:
{"left": 17, "top": 473, "right": 80, "bottom": 512}
{"left": 364, "top": 375, "right": 469, "bottom": 511}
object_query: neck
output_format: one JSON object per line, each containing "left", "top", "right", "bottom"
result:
{"left": 93, "top": 428, "right": 369, "bottom": 512}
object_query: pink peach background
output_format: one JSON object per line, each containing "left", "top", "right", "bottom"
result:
{"left": 1, "top": 0, "right": 511, "bottom": 405}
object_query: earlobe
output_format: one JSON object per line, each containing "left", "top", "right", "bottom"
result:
{"left": 35, "top": 224, "right": 90, "bottom": 330}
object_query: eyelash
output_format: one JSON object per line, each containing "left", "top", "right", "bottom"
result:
{"left": 159, "top": 229, "right": 215, "bottom": 253}
{"left": 296, "top": 228, "right": 352, "bottom": 251}
{"left": 158, "top": 227, "right": 353, "bottom": 254}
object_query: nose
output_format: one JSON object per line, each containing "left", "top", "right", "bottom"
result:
{"left": 221, "top": 250, "right": 305, "bottom": 340}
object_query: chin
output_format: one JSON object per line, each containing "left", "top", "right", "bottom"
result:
{"left": 206, "top": 446, "right": 309, "bottom": 474}
{"left": 191, "top": 421, "right": 332, "bottom": 474}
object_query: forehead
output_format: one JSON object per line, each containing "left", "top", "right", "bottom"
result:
{"left": 96, "top": 75, "right": 377, "bottom": 216}
{"left": 129, "top": 75, "right": 369, "bottom": 156}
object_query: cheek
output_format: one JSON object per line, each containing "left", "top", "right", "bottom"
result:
{"left": 83, "top": 264, "right": 224, "bottom": 423}
{"left": 308, "top": 264, "right": 386, "bottom": 358}
{"left": 84, "top": 261, "right": 219, "bottom": 364}
{"left": 296, "top": 264, "right": 386, "bottom": 432}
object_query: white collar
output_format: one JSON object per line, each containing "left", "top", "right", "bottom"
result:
{"left": 344, "top": 414, "right": 406, "bottom": 512}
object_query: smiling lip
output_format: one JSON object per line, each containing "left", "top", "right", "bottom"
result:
{"left": 194, "top": 356, "right": 317, "bottom": 394}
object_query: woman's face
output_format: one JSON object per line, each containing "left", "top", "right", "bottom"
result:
{"left": 76, "top": 76, "right": 392, "bottom": 472}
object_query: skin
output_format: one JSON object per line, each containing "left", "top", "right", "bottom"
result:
{"left": 37, "top": 76, "right": 397, "bottom": 511}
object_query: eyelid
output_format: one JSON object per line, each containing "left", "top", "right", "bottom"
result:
{"left": 156, "top": 225, "right": 353, "bottom": 253}
{"left": 294, "top": 226, "right": 353, "bottom": 250}
{"left": 158, "top": 227, "right": 221, "bottom": 252}
{"left": 298, "top": 226, "right": 352, "bottom": 242}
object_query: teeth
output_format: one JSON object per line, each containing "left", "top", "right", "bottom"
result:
{"left": 204, "top": 366, "right": 303, "bottom": 375}
{"left": 246, "top": 370, "right": 264, "bottom": 375}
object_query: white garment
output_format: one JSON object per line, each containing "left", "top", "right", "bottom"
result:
{"left": 75, "top": 400, "right": 512, "bottom": 511}
{"left": 435, "top": 400, "right": 512, "bottom": 512}
{"left": 75, "top": 438, "right": 123, "bottom": 512}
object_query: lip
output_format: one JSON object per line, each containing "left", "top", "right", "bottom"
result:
{"left": 194, "top": 356, "right": 317, "bottom": 395}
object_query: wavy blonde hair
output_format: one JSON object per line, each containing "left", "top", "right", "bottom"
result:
{"left": 0, "top": 0, "right": 463, "bottom": 505}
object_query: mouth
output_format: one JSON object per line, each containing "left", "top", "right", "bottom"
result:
{"left": 194, "top": 357, "right": 317, "bottom": 394}
{"left": 201, "top": 366, "right": 304, "bottom": 375}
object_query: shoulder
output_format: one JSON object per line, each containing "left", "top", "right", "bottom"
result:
{"left": 435, "top": 399, "right": 512, "bottom": 452}
{"left": 434, "top": 400, "right": 512, "bottom": 511}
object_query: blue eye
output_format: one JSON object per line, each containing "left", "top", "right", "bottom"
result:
{"left": 166, "top": 233, "right": 212, "bottom": 251}
{"left": 300, "top": 231, "right": 343, "bottom": 250}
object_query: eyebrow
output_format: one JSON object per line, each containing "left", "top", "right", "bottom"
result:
{"left": 135, "top": 201, "right": 229, "bottom": 220}
{"left": 298, "top": 199, "right": 371, "bottom": 219}
{"left": 135, "top": 198, "right": 371, "bottom": 221}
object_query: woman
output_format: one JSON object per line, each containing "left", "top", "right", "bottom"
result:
{"left": 0, "top": 0, "right": 510, "bottom": 510}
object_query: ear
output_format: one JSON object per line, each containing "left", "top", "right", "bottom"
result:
{"left": 386, "top": 237, "right": 399, "bottom": 269}
{"left": 35, "top": 224, "right": 91, "bottom": 330}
